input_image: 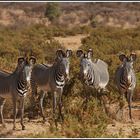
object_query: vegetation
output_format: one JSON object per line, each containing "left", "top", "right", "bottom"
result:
{"left": 0, "top": 23, "right": 140, "bottom": 137}
{"left": 45, "top": 3, "right": 61, "bottom": 22}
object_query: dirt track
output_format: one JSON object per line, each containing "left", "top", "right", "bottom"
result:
{"left": 54, "top": 34, "right": 88, "bottom": 51}
{"left": 106, "top": 101, "right": 140, "bottom": 138}
{"left": 0, "top": 118, "right": 50, "bottom": 138}
{"left": 1, "top": 101, "right": 140, "bottom": 138}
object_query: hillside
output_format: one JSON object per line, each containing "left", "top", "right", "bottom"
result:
{"left": 0, "top": 2, "right": 140, "bottom": 28}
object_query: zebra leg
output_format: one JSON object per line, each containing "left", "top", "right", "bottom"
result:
{"left": 13, "top": 100, "right": 18, "bottom": 130}
{"left": 39, "top": 91, "right": 46, "bottom": 122}
{"left": 58, "top": 90, "right": 64, "bottom": 122}
{"left": 99, "top": 89, "right": 109, "bottom": 116}
{"left": 120, "top": 95, "right": 124, "bottom": 121}
{"left": 29, "top": 84, "right": 37, "bottom": 120}
{"left": 19, "top": 97, "right": 25, "bottom": 130}
{"left": 0, "top": 98, "right": 6, "bottom": 127}
{"left": 53, "top": 91, "right": 57, "bottom": 127}
{"left": 117, "top": 92, "right": 125, "bottom": 121}
{"left": 127, "top": 90, "right": 133, "bottom": 122}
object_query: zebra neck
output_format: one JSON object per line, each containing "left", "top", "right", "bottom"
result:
{"left": 17, "top": 71, "right": 27, "bottom": 97}
{"left": 120, "top": 70, "right": 133, "bottom": 89}
{"left": 54, "top": 65, "right": 65, "bottom": 88}
{"left": 86, "top": 69, "right": 95, "bottom": 86}
{"left": 9, "top": 66, "right": 28, "bottom": 96}
{"left": 17, "top": 81, "right": 27, "bottom": 97}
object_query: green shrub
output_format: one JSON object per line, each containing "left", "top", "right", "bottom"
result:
{"left": 45, "top": 3, "right": 61, "bottom": 22}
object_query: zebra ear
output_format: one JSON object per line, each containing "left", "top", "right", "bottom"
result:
{"left": 130, "top": 53, "right": 137, "bottom": 61}
{"left": 66, "top": 49, "right": 72, "bottom": 57}
{"left": 76, "top": 49, "right": 83, "bottom": 57}
{"left": 56, "top": 49, "right": 65, "bottom": 58}
{"left": 18, "top": 57, "right": 24, "bottom": 65}
{"left": 119, "top": 54, "right": 126, "bottom": 62}
{"left": 29, "top": 56, "right": 36, "bottom": 65}
{"left": 87, "top": 49, "right": 93, "bottom": 59}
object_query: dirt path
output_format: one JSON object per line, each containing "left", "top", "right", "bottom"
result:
{"left": 0, "top": 118, "right": 66, "bottom": 138}
{"left": 0, "top": 118, "right": 50, "bottom": 138}
{"left": 54, "top": 34, "right": 88, "bottom": 51}
{"left": 106, "top": 101, "right": 140, "bottom": 138}
{"left": 1, "top": 101, "right": 140, "bottom": 138}
{"left": 0, "top": 119, "right": 49, "bottom": 138}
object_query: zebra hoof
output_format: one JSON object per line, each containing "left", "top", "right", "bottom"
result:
{"left": 131, "top": 121, "right": 134, "bottom": 124}
{"left": 28, "top": 119, "right": 31, "bottom": 122}
{"left": 22, "top": 125, "right": 25, "bottom": 130}
{"left": 129, "top": 119, "right": 134, "bottom": 124}
{"left": 57, "top": 114, "right": 64, "bottom": 122}
{"left": 42, "top": 118, "right": 47, "bottom": 123}
{"left": 2, "top": 123, "right": 6, "bottom": 128}
{"left": 55, "top": 119, "right": 58, "bottom": 128}
{"left": 61, "top": 115, "right": 64, "bottom": 122}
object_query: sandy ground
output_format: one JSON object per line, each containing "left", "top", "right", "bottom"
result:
{"left": 54, "top": 34, "right": 88, "bottom": 51}
{"left": 0, "top": 118, "right": 50, "bottom": 138}
{"left": 106, "top": 101, "right": 140, "bottom": 138}
{"left": 1, "top": 101, "right": 140, "bottom": 138}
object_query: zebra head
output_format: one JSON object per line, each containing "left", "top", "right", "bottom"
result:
{"left": 55, "top": 49, "right": 72, "bottom": 81}
{"left": 17, "top": 56, "right": 36, "bottom": 85}
{"left": 119, "top": 53, "right": 136, "bottom": 85}
{"left": 76, "top": 49, "right": 93, "bottom": 80}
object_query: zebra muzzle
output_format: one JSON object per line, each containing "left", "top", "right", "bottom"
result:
{"left": 127, "top": 76, "right": 132, "bottom": 85}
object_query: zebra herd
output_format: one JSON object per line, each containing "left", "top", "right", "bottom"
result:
{"left": 0, "top": 49, "right": 137, "bottom": 130}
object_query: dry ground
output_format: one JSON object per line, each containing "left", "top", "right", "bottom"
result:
{"left": 54, "top": 34, "right": 88, "bottom": 51}
{"left": 0, "top": 118, "right": 50, "bottom": 138}
{"left": 0, "top": 101, "right": 140, "bottom": 138}
{"left": 106, "top": 101, "right": 140, "bottom": 138}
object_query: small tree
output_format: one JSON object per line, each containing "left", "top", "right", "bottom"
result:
{"left": 45, "top": 3, "right": 61, "bottom": 22}
{"left": 90, "top": 18, "right": 98, "bottom": 28}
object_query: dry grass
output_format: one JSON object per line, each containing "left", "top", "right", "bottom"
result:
{"left": 54, "top": 34, "right": 88, "bottom": 51}
{"left": 1, "top": 100, "right": 140, "bottom": 138}
{"left": 0, "top": 3, "right": 140, "bottom": 28}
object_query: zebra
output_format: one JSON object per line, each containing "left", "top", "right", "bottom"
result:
{"left": 0, "top": 55, "right": 36, "bottom": 130}
{"left": 29, "top": 49, "right": 72, "bottom": 125}
{"left": 115, "top": 53, "right": 136, "bottom": 122}
{"left": 76, "top": 49, "right": 109, "bottom": 92}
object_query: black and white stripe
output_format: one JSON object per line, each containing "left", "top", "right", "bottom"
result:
{"left": 115, "top": 53, "right": 137, "bottom": 120}
{"left": 76, "top": 49, "right": 109, "bottom": 91}
{"left": 30, "top": 49, "right": 72, "bottom": 123}
{"left": 85, "top": 69, "right": 95, "bottom": 86}
{"left": 119, "top": 70, "right": 127, "bottom": 90}
{"left": 54, "top": 66, "right": 65, "bottom": 88}
{"left": 0, "top": 56, "right": 36, "bottom": 130}
{"left": 17, "top": 80, "right": 28, "bottom": 97}
{"left": 119, "top": 68, "right": 133, "bottom": 90}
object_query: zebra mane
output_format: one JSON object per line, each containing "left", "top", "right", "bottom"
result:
{"left": 0, "top": 69, "right": 11, "bottom": 75}
{"left": 42, "top": 63, "right": 53, "bottom": 67}
{"left": 93, "top": 59, "right": 108, "bottom": 68}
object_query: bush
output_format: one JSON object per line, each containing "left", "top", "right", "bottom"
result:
{"left": 45, "top": 3, "right": 61, "bottom": 22}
